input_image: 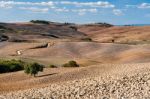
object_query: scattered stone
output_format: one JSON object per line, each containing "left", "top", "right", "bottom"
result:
{"left": 2, "top": 69, "right": 150, "bottom": 99}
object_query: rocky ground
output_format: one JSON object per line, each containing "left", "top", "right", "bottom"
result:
{"left": 1, "top": 68, "right": 150, "bottom": 99}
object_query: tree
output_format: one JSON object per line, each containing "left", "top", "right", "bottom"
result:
{"left": 68, "top": 61, "right": 79, "bottom": 67}
{"left": 62, "top": 60, "right": 79, "bottom": 67}
{"left": 24, "top": 62, "right": 44, "bottom": 77}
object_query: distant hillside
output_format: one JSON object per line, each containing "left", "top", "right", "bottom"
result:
{"left": 78, "top": 25, "right": 150, "bottom": 44}
{"left": 77, "top": 23, "right": 113, "bottom": 35}
{"left": 2, "top": 21, "right": 150, "bottom": 44}
{"left": 0, "top": 21, "right": 88, "bottom": 42}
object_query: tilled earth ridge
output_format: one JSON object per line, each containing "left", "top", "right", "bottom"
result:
{"left": 1, "top": 69, "right": 150, "bottom": 99}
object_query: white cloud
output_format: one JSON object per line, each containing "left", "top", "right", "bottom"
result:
{"left": 0, "top": 1, "right": 115, "bottom": 9}
{"left": 0, "top": 1, "right": 13, "bottom": 8}
{"left": 0, "top": 1, "right": 115, "bottom": 10}
{"left": 60, "top": 1, "right": 115, "bottom": 8}
{"left": 113, "top": 9, "right": 123, "bottom": 16}
{"left": 138, "top": 3, "right": 150, "bottom": 9}
{"left": 72, "top": 8, "right": 98, "bottom": 15}
{"left": 54, "top": 7, "right": 69, "bottom": 12}
{"left": 0, "top": 1, "right": 54, "bottom": 9}
{"left": 19, "top": 7, "right": 49, "bottom": 13}
{"left": 126, "top": 3, "right": 150, "bottom": 9}
{"left": 0, "top": 0, "right": 118, "bottom": 16}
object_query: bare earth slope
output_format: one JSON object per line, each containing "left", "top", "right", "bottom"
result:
{"left": 1, "top": 63, "right": 150, "bottom": 98}
{"left": 79, "top": 26, "right": 150, "bottom": 44}
{"left": 0, "top": 22, "right": 87, "bottom": 42}
{"left": 0, "top": 42, "right": 149, "bottom": 65}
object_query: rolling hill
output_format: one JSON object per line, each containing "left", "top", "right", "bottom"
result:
{"left": 0, "top": 22, "right": 88, "bottom": 42}
{"left": 78, "top": 25, "right": 150, "bottom": 44}
{"left": 0, "top": 22, "right": 150, "bottom": 98}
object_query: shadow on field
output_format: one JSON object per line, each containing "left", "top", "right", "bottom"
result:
{"left": 37, "top": 73, "right": 57, "bottom": 77}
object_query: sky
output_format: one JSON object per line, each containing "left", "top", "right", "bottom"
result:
{"left": 0, "top": 0, "right": 150, "bottom": 25}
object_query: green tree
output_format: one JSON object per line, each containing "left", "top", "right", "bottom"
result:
{"left": 24, "top": 62, "right": 44, "bottom": 77}
{"left": 62, "top": 60, "right": 79, "bottom": 67}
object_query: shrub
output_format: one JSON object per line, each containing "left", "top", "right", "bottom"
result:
{"left": 69, "top": 26, "right": 77, "bottom": 31}
{"left": 112, "top": 39, "right": 115, "bottom": 43}
{"left": 0, "top": 59, "right": 44, "bottom": 76}
{"left": 24, "top": 62, "right": 44, "bottom": 77}
{"left": 0, "top": 25, "right": 7, "bottom": 29}
{"left": 81, "top": 38, "right": 92, "bottom": 42}
{"left": 0, "top": 59, "right": 24, "bottom": 73}
{"left": 49, "top": 65, "right": 57, "bottom": 68}
{"left": 0, "top": 35, "right": 9, "bottom": 41}
{"left": 30, "top": 20, "right": 49, "bottom": 25}
{"left": 30, "top": 43, "right": 48, "bottom": 49}
{"left": 62, "top": 60, "right": 79, "bottom": 67}
{"left": 8, "top": 38, "right": 27, "bottom": 42}
{"left": 62, "top": 63, "right": 69, "bottom": 67}
{"left": 95, "top": 22, "right": 113, "bottom": 27}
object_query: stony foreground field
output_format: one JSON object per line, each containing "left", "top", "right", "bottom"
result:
{"left": 1, "top": 64, "right": 150, "bottom": 99}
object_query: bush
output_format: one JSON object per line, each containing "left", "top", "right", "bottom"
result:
{"left": 81, "top": 38, "right": 92, "bottom": 42}
{"left": 49, "top": 65, "right": 57, "bottom": 68}
{"left": 30, "top": 20, "right": 49, "bottom": 25}
{"left": 0, "top": 25, "right": 7, "bottom": 29}
{"left": 8, "top": 38, "right": 27, "bottom": 42}
{"left": 62, "top": 60, "right": 79, "bottom": 67}
{"left": 95, "top": 22, "right": 113, "bottom": 27}
{"left": 24, "top": 62, "right": 44, "bottom": 77}
{"left": 0, "top": 59, "right": 44, "bottom": 76}
{"left": 0, "top": 59, "right": 24, "bottom": 73}
{"left": 30, "top": 43, "right": 48, "bottom": 49}
{"left": 0, "top": 35, "right": 9, "bottom": 41}
{"left": 69, "top": 26, "right": 77, "bottom": 31}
